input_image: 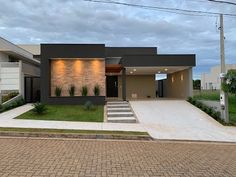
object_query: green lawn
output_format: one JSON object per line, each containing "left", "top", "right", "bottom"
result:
{"left": 17, "top": 105, "right": 104, "bottom": 122}
{"left": 193, "top": 90, "right": 236, "bottom": 125}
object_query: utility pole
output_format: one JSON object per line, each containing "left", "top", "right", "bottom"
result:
{"left": 219, "top": 14, "right": 229, "bottom": 123}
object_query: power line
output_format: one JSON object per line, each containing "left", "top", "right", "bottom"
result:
{"left": 83, "top": 0, "right": 236, "bottom": 17}
{"left": 208, "top": 0, "right": 236, "bottom": 5}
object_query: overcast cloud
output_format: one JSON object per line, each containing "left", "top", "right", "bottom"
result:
{"left": 0, "top": 0, "right": 235, "bottom": 78}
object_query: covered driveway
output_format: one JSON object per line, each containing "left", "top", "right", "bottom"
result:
{"left": 130, "top": 100, "right": 236, "bottom": 142}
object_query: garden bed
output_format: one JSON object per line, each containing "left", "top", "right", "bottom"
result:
{"left": 192, "top": 90, "right": 236, "bottom": 125}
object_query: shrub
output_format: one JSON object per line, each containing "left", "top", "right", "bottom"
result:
{"left": 187, "top": 97, "right": 224, "bottom": 123}
{"left": 55, "top": 86, "right": 62, "bottom": 97}
{"left": 32, "top": 103, "right": 47, "bottom": 115}
{"left": 84, "top": 101, "right": 95, "bottom": 110}
{"left": 187, "top": 97, "right": 192, "bottom": 103}
{"left": 195, "top": 101, "right": 203, "bottom": 109}
{"left": 0, "top": 104, "right": 3, "bottom": 112}
{"left": 68, "top": 85, "right": 75, "bottom": 96}
{"left": 93, "top": 84, "right": 100, "bottom": 96}
{"left": 208, "top": 107, "right": 213, "bottom": 115}
{"left": 81, "top": 86, "right": 88, "bottom": 96}
{"left": 0, "top": 97, "right": 25, "bottom": 113}
{"left": 9, "top": 102, "right": 18, "bottom": 109}
{"left": 16, "top": 98, "right": 25, "bottom": 106}
{"left": 2, "top": 91, "right": 19, "bottom": 102}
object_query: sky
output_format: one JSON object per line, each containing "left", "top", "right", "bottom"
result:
{"left": 0, "top": 0, "right": 235, "bottom": 79}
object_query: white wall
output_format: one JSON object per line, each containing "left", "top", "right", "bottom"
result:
{"left": 0, "top": 52, "right": 9, "bottom": 62}
{"left": 165, "top": 68, "right": 193, "bottom": 99}
{"left": 0, "top": 62, "right": 20, "bottom": 91}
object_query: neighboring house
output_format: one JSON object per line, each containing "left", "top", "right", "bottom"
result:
{"left": 39, "top": 44, "right": 195, "bottom": 105}
{"left": 201, "top": 64, "right": 236, "bottom": 90}
{"left": 18, "top": 44, "right": 41, "bottom": 61}
{"left": 0, "top": 37, "right": 40, "bottom": 103}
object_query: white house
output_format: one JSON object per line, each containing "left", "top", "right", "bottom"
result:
{"left": 201, "top": 64, "right": 236, "bottom": 90}
{"left": 0, "top": 37, "right": 40, "bottom": 102}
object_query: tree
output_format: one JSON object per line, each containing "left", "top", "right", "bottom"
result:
{"left": 193, "top": 79, "right": 201, "bottom": 90}
{"left": 222, "top": 70, "right": 236, "bottom": 95}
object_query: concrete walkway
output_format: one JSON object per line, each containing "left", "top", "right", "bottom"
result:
{"left": 0, "top": 104, "right": 146, "bottom": 132}
{"left": 130, "top": 100, "right": 236, "bottom": 142}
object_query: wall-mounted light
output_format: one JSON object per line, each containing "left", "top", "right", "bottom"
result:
{"left": 181, "top": 74, "right": 184, "bottom": 81}
{"left": 133, "top": 68, "right": 136, "bottom": 72}
{"left": 171, "top": 76, "right": 174, "bottom": 83}
{"left": 130, "top": 71, "right": 133, "bottom": 74}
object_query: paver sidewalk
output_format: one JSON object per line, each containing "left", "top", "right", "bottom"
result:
{"left": 0, "top": 138, "right": 236, "bottom": 177}
{"left": 0, "top": 104, "right": 146, "bottom": 132}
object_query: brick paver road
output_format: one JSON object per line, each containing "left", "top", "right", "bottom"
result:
{"left": 0, "top": 137, "right": 236, "bottom": 177}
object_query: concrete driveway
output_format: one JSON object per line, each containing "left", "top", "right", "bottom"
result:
{"left": 130, "top": 100, "right": 236, "bottom": 142}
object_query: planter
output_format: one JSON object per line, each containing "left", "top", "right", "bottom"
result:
{"left": 45, "top": 96, "right": 105, "bottom": 105}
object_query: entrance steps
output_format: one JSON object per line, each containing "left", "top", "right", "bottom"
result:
{"left": 106, "top": 101, "right": 136, "bottom": 123}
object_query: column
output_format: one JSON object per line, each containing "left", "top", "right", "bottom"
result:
{"left": 122, "top": 67, "right": 126, "bottom": 101}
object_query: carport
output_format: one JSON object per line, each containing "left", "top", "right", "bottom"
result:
{"left": 120, "top": 54, "right": 196, "bottom": 100}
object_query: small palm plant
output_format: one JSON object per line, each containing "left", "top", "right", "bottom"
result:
{"left": 84, "top": 101, "right": 94, "bottom": 110}
{"left": 93, "top": 84, "right": 100, "bottom": 96}
{"left": 81, "top": 86, "right": 88, "bottom": 96}
{"left": 55, "top": 86, "right": 62, "bottom": 97}
{"left": 68, "top": 85, "right": 75, "bottom": 96}
{"left": 33, "top": 103, "right": 47, "bottom": 115}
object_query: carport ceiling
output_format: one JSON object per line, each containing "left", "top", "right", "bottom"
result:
{"left": 126, "top": 66, "right": 190, "bottom": 75}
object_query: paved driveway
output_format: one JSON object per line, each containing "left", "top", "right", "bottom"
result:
{"left": 130, "top": 100, "right": 236, "bottom": 142}
{"left": 0, "top": 137, "right": 236, "bottom": 177}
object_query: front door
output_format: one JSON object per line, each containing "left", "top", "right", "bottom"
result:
{"left": 106, "top": 76, "right": 118, "bottom": 97}
{"left": 24, "top": 77, "right": 40, "bottom": 103}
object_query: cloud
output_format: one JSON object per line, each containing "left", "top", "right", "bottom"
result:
{"left": 0, "top": 0, "right": 235, "bottom": 79}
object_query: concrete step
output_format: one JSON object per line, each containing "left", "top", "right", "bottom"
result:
{"left": 107, "top": 102, "right": 128, "bottom": 105}
{"left": 106, "top": 101, "right": 136, "bottom": 123}
{"left": 107, "top": 108, "right": 131, "bottom": 112}
{"left": 107, "top": 112, "right": 134, "bottom": 117}
{"left": 107, "top": 105, "right": 130, "bottom": 108}
{"left": 107, "top": 117, "right": 136, "bottom": 123}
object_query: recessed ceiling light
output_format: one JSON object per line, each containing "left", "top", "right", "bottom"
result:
{"left": 130, "top": 71, "right": 133, "bottom": 74}
{"left": 164, "top": 68, "right": 168, "bottom": 71}
{"left": 158, "top": 71, "right": 161, "bottom": 74}
{"left": 133, "top": 68, "right": 136, "bottom": 72}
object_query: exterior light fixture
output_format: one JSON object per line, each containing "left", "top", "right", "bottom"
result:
{"left": 181, "top": 74, "right": 184, "bottom": 81}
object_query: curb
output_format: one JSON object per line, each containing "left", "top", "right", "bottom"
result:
{"left": 154, "top": 138, "right": 236, "bottom": 145}
{"left": 0, "top": 131, "right": 153, "bottom": 141}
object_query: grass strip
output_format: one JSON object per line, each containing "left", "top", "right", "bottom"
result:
{"left": 0, "top": 127, "right": 149, "bottom": 136}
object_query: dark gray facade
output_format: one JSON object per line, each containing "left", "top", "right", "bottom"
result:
{"left": 105, "top": 47, "right": 157, "bottom": 57}
{"left": 121, "top": 54, "right": 196, "bottom": 67}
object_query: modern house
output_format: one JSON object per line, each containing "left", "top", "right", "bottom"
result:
{"left": 39, "top": 44, "right": 195, "bottom": 105}
{"left": 0, "top": 37, "right": 40, "bottom": 103}
{"left": 201, "top": 64, "right": 236, "bottom": 90}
